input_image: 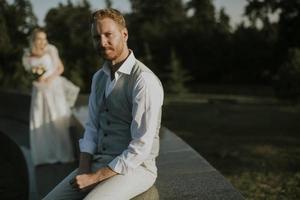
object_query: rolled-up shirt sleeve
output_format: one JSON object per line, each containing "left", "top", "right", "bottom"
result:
{"left": 79, "top": 73, "right": 100, "bottom": 154}
{"left": 108, "top": 72, "right": 164, "bottom": 174}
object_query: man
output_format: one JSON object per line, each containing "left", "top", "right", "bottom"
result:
{"left": 43, "top": 8, "right": 164, "bottom": 200}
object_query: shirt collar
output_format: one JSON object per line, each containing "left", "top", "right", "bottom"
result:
{"left": 102, "top": 51, "right": 136, "bottom": 76}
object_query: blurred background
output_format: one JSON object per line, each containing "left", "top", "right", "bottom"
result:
{"left": 1, "top": 0, "right": 300, "bottom": 199}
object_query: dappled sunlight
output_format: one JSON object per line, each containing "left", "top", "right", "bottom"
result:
{"left": 249, "top": 144, "right": 278, "bottom": 157}
{"left": 228, "top": 172, "right": 300, "bottom": 199}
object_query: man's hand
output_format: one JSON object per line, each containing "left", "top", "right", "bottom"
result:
{"left": 71, "top": 172, "right": 98, "bottom": 191}
{"left": 70, "top": 167, "right": 117, "bottom": 190}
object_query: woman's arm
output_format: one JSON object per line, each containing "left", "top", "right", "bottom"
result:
{"left": 22, "top": 49, "right": 32, "bottom": 71}
{"left": 40, "top": 44, "right": 64, "bottom": 83}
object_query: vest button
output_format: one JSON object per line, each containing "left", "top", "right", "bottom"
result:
{"left": 104, "top": 133, "right": 108, "bottom": 137}
{"left": 105, "top": 108, "right": 109, "bottom": 112}
{"left": 107, "top": 120, "right": 111, "bottom": 125}
{"left": 103, "top": 147, "right": 106, "bottom": 151}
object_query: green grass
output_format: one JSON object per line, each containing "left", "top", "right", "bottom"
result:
{"left": 162, "top": 95, "right": 300, "bottom": 199}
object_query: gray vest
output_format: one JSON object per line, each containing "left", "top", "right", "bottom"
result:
{"left": 94, "top": 60, "right": 161, "bottom": 162}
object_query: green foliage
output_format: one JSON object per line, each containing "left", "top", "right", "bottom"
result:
{"left": 227, "top": 24, "right": 278, "bottom": 84}
{"left": 44, "top": 0, "right": 101, "bottom": 92}
{"left": 245, "top": 0, "right": 275, "bottom": 28}
{"left": 274, "top": 48, "right": 300, "bottom": 99}
{"left": 179, "top": 0, "right": 234, "bottom": 84}
{"left": 0, "top": 0, "right": 37, "bottom": 92}
{"left": 186, "top": 0, "right": 216, "bottom": 32}
{"left": 105, "top": 0, "right": 112, "bottom": 8}
{"left": 217, "top": 8, "right": 231, "bottom": 33}
{"left": 246, "top": 0, "right": 300, "bottom": 48}
{"left": 128, "top": 0, "right": 187, "bottom": 80}
{"left": 166, "top": 50, "right": 192, "bottom": 94}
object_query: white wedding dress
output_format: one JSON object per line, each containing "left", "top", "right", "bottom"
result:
{"left": 23, "top": 45, "right": 80, "bottom": 165}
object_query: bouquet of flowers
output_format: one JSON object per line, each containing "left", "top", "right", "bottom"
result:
{"left": 31, "top": 65, "right": 46, "bottom": 80}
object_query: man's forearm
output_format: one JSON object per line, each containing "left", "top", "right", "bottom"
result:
{"left": 73, "top": 167, "right": 118, "bottom": 190}
{"left": 78, "top": 152, "right": 93, "bottom": 174}
{"left": 95, "top": 166, "right": 117, "bottom": 182}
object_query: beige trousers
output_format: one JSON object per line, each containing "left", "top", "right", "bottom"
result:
{"left": 43, "top": 164, "right": 156, "bottom": 200}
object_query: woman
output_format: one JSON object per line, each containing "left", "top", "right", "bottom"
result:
{"left": 22, "top": 28, "right": 80, "bottom": 165}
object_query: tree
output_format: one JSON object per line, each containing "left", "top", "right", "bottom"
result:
{"left": 128, "top": 0, "right": 235, "bottom": 89}
{"left": 128, "top": 0, "right": 187, "bottom": 82}
{"left": 244, "top": 0, "right": 300, "bottom": 90}
{"left": 105, "top": 0, "right": 112, "bottom": 8}
{"left": 186, "top": 0, "right": 216, "bottom": 32}
{"left": 183, "top": 0, "right": 232, "bottom": 84}
{"left": 166, "top": 49, "right": 192, "bottom": 94}
{"left": 229, "top": 24, "right": 276, "bottom": 84}
{"left": 44, "top": 0, "right": 101, "bottom": 92}
{"left": 245, "top": 0, "right": 300, "bottom": 49}
{"left": 274, "top": 48, "right": 300, "bottom": 99}
{"left": 217, "top": 8, "right": 231, "bottom": 34}
{"left": 0, "top": 0, "right": 37, "bottom": 91}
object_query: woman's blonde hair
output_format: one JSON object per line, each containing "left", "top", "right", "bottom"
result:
{"left": 29, "top": 27, "right": 48, "bottom": 50}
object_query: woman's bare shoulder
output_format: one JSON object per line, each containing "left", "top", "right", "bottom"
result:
{"left": 46, "top": 44, "right": 58, "bottom": 53}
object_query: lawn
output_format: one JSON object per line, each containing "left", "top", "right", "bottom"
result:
{"left": 162, "top": 94, "right": 300, "bottom": 199}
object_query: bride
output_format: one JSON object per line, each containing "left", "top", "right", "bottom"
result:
{"left": 22, "top": 28, "right": 80, "bottom": 166}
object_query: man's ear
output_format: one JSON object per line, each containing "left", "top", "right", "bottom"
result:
{"left": 122, "top": 28, "right": 128, "bottom": 42}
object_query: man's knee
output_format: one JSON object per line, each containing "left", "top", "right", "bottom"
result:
{"left": 43, "top": 169, "right": 82, "bottom": 200}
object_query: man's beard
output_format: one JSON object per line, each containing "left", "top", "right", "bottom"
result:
{"left": 97, "top": 46, "right": 123, "bottom": 62}
{"left": 97, "top": 47, "right": 113, "bottom": 59}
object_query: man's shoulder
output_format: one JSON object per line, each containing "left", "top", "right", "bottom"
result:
{"left": 134, "top": 59, "right": 150, "bottom": 71}
{"left": 90, "top": 68, "right": 107, "bottom": 92}
{"left": 131, "top": 60, "right": 162, "bottom": 88}
{"left": 131, "top": 59, "right": 156, "bottom": 79}
{"left": 92, "top": 68, "right": 105, "bottom": 82}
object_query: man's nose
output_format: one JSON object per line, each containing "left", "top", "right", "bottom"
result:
{"left": 100, "top": 36, "right": 108, "bottom": 47}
